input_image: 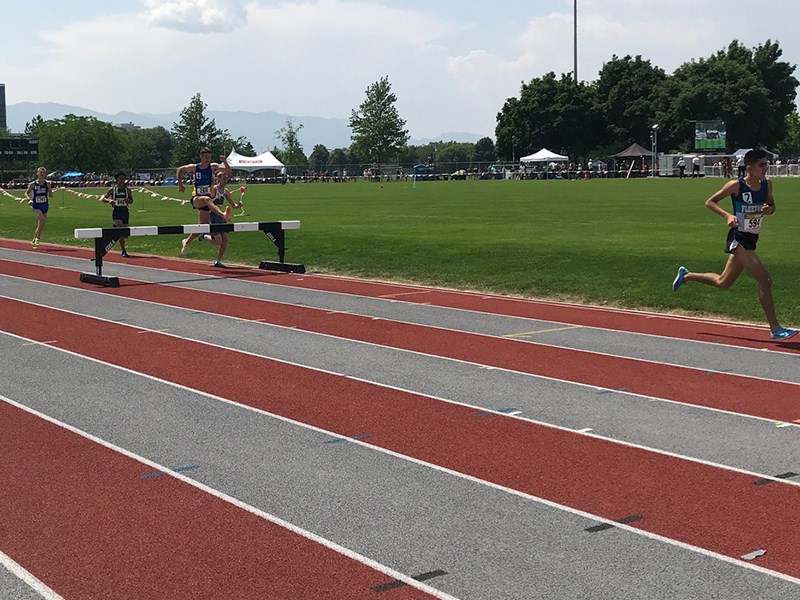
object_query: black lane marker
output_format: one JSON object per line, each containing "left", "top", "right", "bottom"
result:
{"left": 372, "top": 569, "right": 447, "bottom": 593}
{"left": 753, "top": 471, "right": 799, "bottom": 486}
{"left": 585, "top": 515, "right": 643, "bottom": 533}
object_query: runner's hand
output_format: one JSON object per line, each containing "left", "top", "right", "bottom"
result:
{"left": 762, "top": 205, "right": 775, "bottom": 215}
{"left": 726, "top": 214, "right": 738, "bottom": 228}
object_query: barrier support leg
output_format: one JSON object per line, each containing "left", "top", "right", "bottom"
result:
{"left": 79, "top": 232, "right": 123, "bottom": 287}
{"left": 259, "top": 223, "right": 305, "bottom": 274}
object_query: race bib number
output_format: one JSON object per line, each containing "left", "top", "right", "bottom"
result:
{"left": 195, "top": 185, "right": 211, "bottom": 196}
{"left": 739, "top": 211, "right": 762, "bottom": 234}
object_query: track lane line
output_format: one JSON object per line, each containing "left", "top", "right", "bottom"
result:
{"left": 3, "top": 303, "right": 800, "bottom": 582}
{"left": 0, "top": 241, "right": 794, "bottom": 356}
{"left": 0, "top": 393, "right": 457, "bottom": 600}
{"left": 0, "top": 550, "right": 65, "bottom": 600}
{"left": 2, "top": 264, "right": 799, "bottom": 424}
{"left": 3, "top": 295, "right": 800, "bottom": 473}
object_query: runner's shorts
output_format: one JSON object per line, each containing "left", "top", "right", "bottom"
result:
{"left": 725, "top": 228, "right": 758, "bottom": 253}
{"left": 112, "top": 206, "right": 130, "bottom": 225}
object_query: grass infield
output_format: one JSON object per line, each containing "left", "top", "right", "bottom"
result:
{"left": 1, "top": 177, "right": 798, "bottom": 326}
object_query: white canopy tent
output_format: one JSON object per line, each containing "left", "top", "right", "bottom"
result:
{"left": 519, "top": 148, "right": 569, "bottom": 163}
{"left": 733, "top": 148, "right": 779, "bottom": 159}
{"left": 226, "top": 149, "right": 284, "bottom": 172}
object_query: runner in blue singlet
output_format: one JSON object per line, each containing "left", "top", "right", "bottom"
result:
{"left": 24, "top": 166, "right": 52, "bottom": 249}
{"left": 671, "top": 149, "right": 797, "bottom": 340}
{"left": 175, "top": 147, "right": 232, "bottom": 255}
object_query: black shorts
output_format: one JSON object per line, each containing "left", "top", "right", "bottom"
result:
{"left": 725, "top": 228, "right": 758, "bottom": 253}
{"left": 209, "top": 210, "right": 226, "bottom": 236}
{"left": 112, "top": 206, "right": 129, "bottom": 224}
{"left": 191, "top": 197, "right": 211, "bottom": 212}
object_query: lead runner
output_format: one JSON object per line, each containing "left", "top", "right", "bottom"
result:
{"left": 176, "top": 148, "right": 232, "bottom": 255}
{"left": 672, "top": 149, "right": 798, "bottom": 340}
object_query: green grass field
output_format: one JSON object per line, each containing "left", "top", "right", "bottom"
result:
{"left": 2, "top": 177, "right": 799, "bottom": 325}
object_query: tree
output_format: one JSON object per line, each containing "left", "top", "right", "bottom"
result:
{"left": 171, "top": 93, "right": 231, "bottom": 165}
{"left": 349, "top": 76, "right": 409, "bottom": 164}
{"left": 655, "top": 40, "right": 796, "bottom": 151}
{"left": 595, "top": 55, "right": 667, "bottom": 151}
{"left": 495, "top": 73, "right": 599, "bottom": 161}
{"left": 142, "top": 126, "right": 174, "bottom": 168}
{"left": 37, "top": 114, "right": 123, "bottom": 172}
{"left": 777, "top": 111, "right": 800, "bottom": 156}
{"left": 474, "top": 137, "right": 496, "bottom": 163}
{"left": 231, "top": 136, "right": 255, "bottom": 156}
{"left": 430, "top": 141, "right": 474, "bottom": 169}
{"left": 751, "top": 40, "right": 798, "bottom": 145}
{"left": 308, "top": 144, "right": 330, "bottom": 172}
{"left": 275, "top": 119, "right": 307, "bottom": 172}
{"left": 119, "top": 127, "right": 160, "bottom": 170}
{"left": 327, "top": 148, "right": 350, "bottom": 172}
{"left": 24, "top": 115, "right": 44, "bottom": 138}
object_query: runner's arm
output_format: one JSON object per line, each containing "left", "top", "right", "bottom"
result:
{"left": 705, "top": 180, "right": 740, "bottom": 228}
{"left": 762, "top": 179, "right": 775, "bottom": 215}
{"left": 102, "top": 187, "right": 114, "bottom": 203}
{"left": 175, "top": 163, "right": 194, "bottom": 192}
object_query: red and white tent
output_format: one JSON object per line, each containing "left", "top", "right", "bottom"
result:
{"left": 226, "top": 149, "right": 284, "bottom": 173}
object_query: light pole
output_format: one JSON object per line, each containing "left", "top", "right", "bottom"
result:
{"left": 651, "top": 124, "right": 659, "bottom": 177}
{"left": 573, "top": 0, "right": 578, "bottom": 83}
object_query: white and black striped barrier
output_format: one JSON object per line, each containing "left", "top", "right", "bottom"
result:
{"left": 74, "top": 221, "right": 303, "bottom": 287}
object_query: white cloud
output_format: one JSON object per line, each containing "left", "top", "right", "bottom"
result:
{"left": 2, "top": 0, "right": 797, "bottom": 143}
{"left": 143, "top": 0, "right": 247, "bottom": 33}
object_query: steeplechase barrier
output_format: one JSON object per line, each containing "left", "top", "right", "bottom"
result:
{"left": 74, "top": 221, "right": 304, "bottom": 287}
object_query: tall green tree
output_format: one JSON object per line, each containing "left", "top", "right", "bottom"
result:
{"left": 473, "top": 137, "right": 496, "bottom": 163}
{"left": 24, "top": 115, "right": 44, "bottom": 138}
{"left": 349, "top": 76, "right": 409, "bottom": 164}
{"left": 308, "top": 144, "right": 330, "bottom": 172}
{"left": 141, "top": 126, "right": 174, "bottom": 168}
{"left": 275, "top": 119, "right": 306, "bottom": 172}
{"left": 119, "top": 127, "right": 160, "bottom": 171}
{"left": 655, "top": 40, "right": 796, "bottom": 151}
{"left": 776, "top": 111, "right": 800, "bottom": 156}
{"left": 595, "top": 55, "right": 667, "bottom": 151}
{"left": 751, "top": 40, "right": 798, "bottom": 145}
{"left": 37, "top": 114, "right": 122, "bottom": 172}
{"left": 171, "top": 93, "right": 230, "bottom": 165}
{"left": 496, "top": 73, "right": 599, "bottom": 161}
{"left": 327, "top": 148, "right": 351, "bottom": 172}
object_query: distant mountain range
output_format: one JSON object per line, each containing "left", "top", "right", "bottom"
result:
{"left": 7, "top": 102, "right": 484, "bottom": 151}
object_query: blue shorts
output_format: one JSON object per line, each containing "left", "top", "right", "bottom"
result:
{"left": 32, "top": 202, "right": 49, "bottom": 215}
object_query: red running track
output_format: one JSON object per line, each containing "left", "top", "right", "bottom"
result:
{"left": 2, "top": 258, "right": 799, "bottom": 423}
{"left": 2, "top": 238, "right": 796, "bottom": 354}
{"left": 0, "top": 402, "right": 440, "bottom": 600}
{"left": 2, "top": 298, "right": 799, "bottom": 581}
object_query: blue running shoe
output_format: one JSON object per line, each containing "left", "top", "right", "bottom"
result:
{"left": 121, "top": 251, "right": 130, "bottom": 258}
{"left": 672, "top": 266, "right": 688, "bottom": 291}
{"left": 213, "top": 261, "right": 227, "bottom": 268}
{"left": 770, "top": 327, "right": 799, "bottom": 340}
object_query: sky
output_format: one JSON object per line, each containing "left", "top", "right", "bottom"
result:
{"left": 2, "top": 0, "right": 799, "bottom": 141}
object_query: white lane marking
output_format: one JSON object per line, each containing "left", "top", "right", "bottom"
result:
{"left": 3, "top": 295, "right": 800, "bottom": 479}
{"left": 1, "top": 344, "right": 798, "bottom": 588}
{"left": 0, "top": 392, "right": 459, "bottom": 600}
{"left": 0, "top": 549, "right": 65, "bottom": 600}
{"left": 0, "top": 247, "right": 787, "bottom": 361}
{"left": 1, "top": 283, "right": 798, "bottom": 432}
{"left": 2, "top": 259, "right": 797, "bottom": 382}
